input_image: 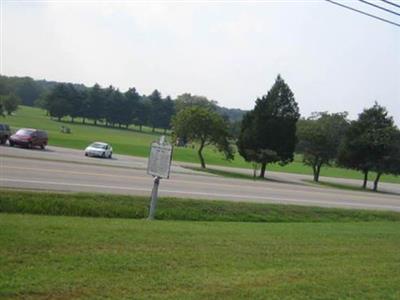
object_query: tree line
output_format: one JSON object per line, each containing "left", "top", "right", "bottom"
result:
{"left": 37, "top": 83, "right": 175, "bottom": 132}
{"left": 0, "top": 75, "right": 246, "bottom": 133}
{"left": 173, "top": 75, "right": 399, "bottom": 192}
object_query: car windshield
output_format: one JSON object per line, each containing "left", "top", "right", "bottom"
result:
{"left": 16, "top": 129, "right": 34, "bottom": 135}
{"left": 91, "top": 143, "right": 107, "bottom": 149}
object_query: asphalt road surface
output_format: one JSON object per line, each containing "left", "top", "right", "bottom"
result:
{"left": 1, "top": 145, "right": 400, "bottom": 211}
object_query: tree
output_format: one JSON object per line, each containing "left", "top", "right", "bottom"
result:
{"left": 172, "top": 107, "right": 234, "bottom": 168}
{"left": 134, "top": 96, "right": 150, "bottom": 132}
{"left": 297, "top": 112, "right": 349, "bottom": 182}
{"left": 175, "top": 93, "right": 217, "bottom": 113}
{"left": 13, "top": 77, "right": 42, "bottom": 106}
{"left": 86, "top": 83, "right": 106, "bottom": 125}
{"left": 0, "top": 94, "right": 20, "bottom": 115}
{"left": 159, "top": 96, "right": 175, "bottom": 133}
{"left": 104, "top": 86, "right": 118, "bottom": 127}
{"left": 237, "top": 75, "right": 300, "bottom": 178}
{"left": 44, "top": 84, "right": 72, "bottom": 121}
{"left": 0, "top": 99, "right": 4, "bottom": 117}
{"left": 125, "top": 87, "right": 141, "bottom": 128}
{"left": 148, "top": 90, "right": 164, "bottom": 132}
{"left": 369, "top": 127, "right": 400, "bottom": 191}
{"left": 338, "top": 103, "right": 398, "bottom": 191}
{"left": 67, "top": 84, "right": 84, "bottom": 123}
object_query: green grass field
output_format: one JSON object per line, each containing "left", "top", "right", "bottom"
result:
{"left": 1, "top": 213, "right": 399, "bottom": 299}
{"left": 1, "top": 190, "right": 400, "bottom": 299}
{"left": 2, "top": 189, "right": 400, "bottom": 222}
{"left": 2, "top": 106, "right": 399, "bottom": 184}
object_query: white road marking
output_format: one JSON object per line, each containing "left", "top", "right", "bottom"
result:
{"left": 2, "top": 178, "right": 400, "bottom": 211}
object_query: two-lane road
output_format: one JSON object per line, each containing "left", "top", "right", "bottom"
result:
{"left": 1, "top": 146, "right": 400, "bottom": 211}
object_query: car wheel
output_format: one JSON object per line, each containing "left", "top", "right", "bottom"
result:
{"left": 109, "top": 152, "right": 112, "bottom": 159}
{"left": 85, "top": 152, "right": 88, "bottom": 156}
{"left": 102, "top": 152, "right": 106, "bottom": 158}
{"left": 9, "top": 141, "right": 14, "bottom": 147}
{"left": 40, "top": 144, "right": 45, "bottom": 150}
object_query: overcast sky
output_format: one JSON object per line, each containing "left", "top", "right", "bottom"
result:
{"left": 1, "top": 0, "right": 399, "bottom": 124}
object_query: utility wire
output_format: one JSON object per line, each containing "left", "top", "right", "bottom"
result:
{"left": 379, "top": 0, "right": 400, "bottom": 9}
{"left": 325, "top": 0, "right": 400, "bottom": 28}
{"left": 358, "top": 0, "right": 400, "bottom": 17}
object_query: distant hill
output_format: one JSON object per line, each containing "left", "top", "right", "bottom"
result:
{"left": 0, "top": 75, "right": 86, "bottom": 107}
{"left": 216, "top": 106, "right": 247, "bottom": 123}
{"left": 0, "top": 74, "right": 247, "bottom": 122}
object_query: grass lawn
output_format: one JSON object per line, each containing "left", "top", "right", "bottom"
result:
{"left": 2, "top": 189, "right": 400, "bottom": 222}
{"left": 1, "top": 213, "right": 399, "bottom": 299}
{"left": 2, "top": 106, "right": 399, "bottom": 184}
{"left": 1, "top": 190, "right": 400, "bottom": 299}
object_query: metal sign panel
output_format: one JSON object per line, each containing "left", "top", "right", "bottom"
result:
{"left": 147, "top": 141, "right": 173, "bottom": 179}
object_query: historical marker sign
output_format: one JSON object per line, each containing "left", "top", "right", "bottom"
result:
{"left": 147, "top": 136, "right": 173, "bottom": 220}
{"left": 147, "top": 138, "right": 173, "bottom": 179}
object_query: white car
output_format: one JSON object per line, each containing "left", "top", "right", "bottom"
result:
{"left": 85, "top": 142, "right": 113, "bottom": 158}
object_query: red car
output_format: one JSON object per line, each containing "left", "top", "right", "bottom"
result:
{"left": 9, "top": 128, "right": 48, "bottom": 149}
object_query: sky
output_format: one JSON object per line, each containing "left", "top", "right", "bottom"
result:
{"left": 1, "top": 0, "right": 399, "bottom": 124}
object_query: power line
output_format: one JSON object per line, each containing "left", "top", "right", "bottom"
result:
{"left": 379, "top": 0, "right": 400, "bottom": 9}
{"left": 358, "top": 0, "right": 400, "bottom": 17}
{"left": 325, "top": 0, "right": 400, "bottom": 28}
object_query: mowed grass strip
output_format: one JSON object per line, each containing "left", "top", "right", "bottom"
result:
{"left": 1, "top": 189, "right": 400, "bottom": 222}
{"left": 1, "top": 213, "right": 400, "bottom": 299}
{"left": 3, "top": 105, "right": 400, "bottom": 183}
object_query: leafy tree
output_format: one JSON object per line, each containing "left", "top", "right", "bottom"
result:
{"left": 297, "top": 112, "right": 349, "bottom": 182}
{"left": 237, "top": 75, "right": 300, "bottom": 178}
{"left": 369, "top": 127, "right": 400, "bottom": 191}
{"left": 0, "top": 76, "right": 12, "bottom": 96}
{"left": 0, "top": 94, "right": 20, "bottom": 115}
{"left": 14, "top": 78, "right": 43, "bottom": 106}
{"left": 172, "top": 107, "right": 234, "bottom": 168}
{"left": 34, "top": 91, "right": 50, "bottom": 113}
{"left": 175, "top": 93, "right": 217, "bottom": 113}
{"left": 338, "top": 103, "right": 398, "bottom": 191}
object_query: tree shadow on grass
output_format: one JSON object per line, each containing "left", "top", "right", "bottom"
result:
{"left": 303, "top": 179, "right": 400, "bottom": 197}
{"left": 184, "top": 166, "right": 306, "bottom": 186}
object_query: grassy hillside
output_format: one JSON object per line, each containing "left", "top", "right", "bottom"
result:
{"left": 2, "top": 189, "right": 400, "bottom": 222}
{"left": 2, "top": 106, "right": 399, "bottom": 183}
{"left": 1, "top": 213, "right": 399, "bottom": 299}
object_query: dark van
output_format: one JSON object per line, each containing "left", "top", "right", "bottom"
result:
{"left": 9, "top": 128, "right": 48, "bottom": 149}
{"left": 0, "top": 123, "right": 11, "bottom": 144}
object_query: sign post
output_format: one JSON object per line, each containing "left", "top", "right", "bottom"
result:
{"left": 147, "top": 136, "right": 173, "bottom": 220}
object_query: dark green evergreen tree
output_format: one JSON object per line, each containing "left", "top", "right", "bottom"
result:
{"left": 148, "top": 90, "right": 163, "bottom": 132}
{"left": 86, "top": 83, "right": 106, "bottom": 125}
{"left": 44, "top": 83, "right": 72, "bottom": 121}
{"left": 237, "top": 75, "right": 300, "bottom": 178}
